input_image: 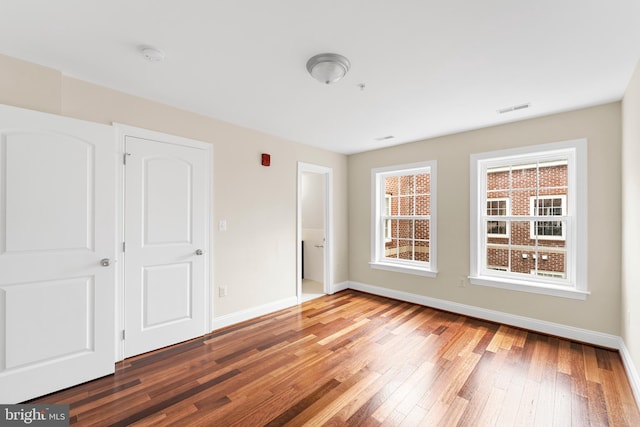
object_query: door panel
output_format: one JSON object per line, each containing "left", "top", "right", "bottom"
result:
{"left": 4, "top": 132, "right": 95, "bottom": 252}
{"left": 124, "top": 135, "right": 209, "bottom": 358}
{"left": 5, "top": 277, "right": 95, "bottom": 369}
{"left": 0, "top": 105, "right": 115, "bottom": 403}
{"left": 144, "top": 158, "right": 192, "bottom": 245}
{"left": 143, "top": 263, "right": 192, "bottom": 327}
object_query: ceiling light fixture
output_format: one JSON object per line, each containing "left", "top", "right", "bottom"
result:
{"left": 139, "top": 46, "right": 165, "bottom": 62}
{"left": 306, "top": 53, "right": 350, "bottom": 84}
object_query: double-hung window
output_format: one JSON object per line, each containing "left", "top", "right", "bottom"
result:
{"left": 470, "top": 140, "right": 587, "bottom": 299}
{"left": 371, "top": 161, "right": 437, "bottom": 277}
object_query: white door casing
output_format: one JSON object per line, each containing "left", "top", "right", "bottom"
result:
{"left": 121, "top": 129, "right": 210, "bottom": 359}
{"left": 0, "top": 105, "right": 116, "bottom": 403}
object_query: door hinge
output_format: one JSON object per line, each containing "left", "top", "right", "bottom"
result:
{"left": 123, "top": 152, "right": 131, "bottom": 165}
{"left": 122, "top": 330, "right": 126, "bottom": 340}
{"left": 122, "top": 242, "right": 126, "bottom": 252}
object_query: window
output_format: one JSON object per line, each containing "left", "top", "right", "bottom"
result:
{"left": 470, "top": 140, "right": 587, "bottom": 299}
{"left": 487, "top": 198, "right": 509, "bottom": 236}
{"left": 529, "top": 196, "right": 566, "bottom": 240}
{"left": 371, "top": 161, "right": 437, "bottom": 277}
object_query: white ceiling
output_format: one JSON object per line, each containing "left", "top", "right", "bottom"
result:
{"left": 1, "top": 1, "right": 639, "bottom": 154}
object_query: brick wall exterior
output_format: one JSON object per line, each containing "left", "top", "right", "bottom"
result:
{"left": 486, "top": 164, "right": 567, "bottom": 276}
{"left": 384, "top": 173, "right": 430, "bottom": 262}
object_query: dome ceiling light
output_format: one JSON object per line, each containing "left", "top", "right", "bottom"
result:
{"left": 306, "top": 53, "right": 350, "bottom": 84}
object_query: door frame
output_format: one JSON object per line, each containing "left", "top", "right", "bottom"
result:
{"left": 114, "top": 124, "right": 213, "bottom": 361}
{"left": 297, "top": 162, "right": 333, "bottom": 303}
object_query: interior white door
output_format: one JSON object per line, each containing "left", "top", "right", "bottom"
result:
{"left": 124, "top": 135, "right": 209, "bottom": 358}
{"left": 0, "top": 105, "right": 116, "bottom": 403}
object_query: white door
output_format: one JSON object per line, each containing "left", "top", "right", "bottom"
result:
{"left": 123, "top": 134, "right": 209, "bottom": 358}
{"left": 0, "top": 105, "right": 116, "bottom": 404}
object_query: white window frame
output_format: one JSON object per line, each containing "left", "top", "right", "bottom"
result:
{"left": 371, "top": 161, "right": 437, "bottom": 277}
{"left": 486, "top": 197, "right": 510, "bottom": 237}
{"left": 469, "top": 139, "right": 588, "bottom": 300}
{"left": 529, "top": 195, "right": 566, "bottom": 240}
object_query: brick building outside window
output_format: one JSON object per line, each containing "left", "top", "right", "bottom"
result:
{"left": 486, "top": 162, "right": 567, "bottom": 278}
{"left": 384, "top": 172, "right": 431, "bottom": 262}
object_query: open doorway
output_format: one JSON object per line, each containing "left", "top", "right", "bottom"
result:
{"left": 297, "top": 162, "right": 333, "bottom": 303}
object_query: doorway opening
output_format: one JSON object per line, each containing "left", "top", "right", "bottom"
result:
{"left": 297, "top": 162, "right": 333, "bottom": 303}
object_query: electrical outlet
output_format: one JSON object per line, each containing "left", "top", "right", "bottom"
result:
{"left": 458, "top": 276, "right": 467, "bottom": 287}
{"left": 219, "top": 286, "right": 228, "bottom": 297}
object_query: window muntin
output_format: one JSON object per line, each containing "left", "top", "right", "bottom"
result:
{"left": 371, "top": 162, "right": 437, "bottom": 276}
{"left": 470, "top": 140, "right": 587, "bottom": 298}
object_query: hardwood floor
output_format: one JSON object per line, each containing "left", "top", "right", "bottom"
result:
{"left": 30, "top": 290, "right": 640, "bottom": 426}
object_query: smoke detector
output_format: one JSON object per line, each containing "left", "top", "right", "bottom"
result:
{"left": 139, "top": 46, "right": 165, "bottom": 62}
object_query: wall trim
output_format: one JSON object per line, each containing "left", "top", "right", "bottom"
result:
{"left": 619, "top": 338, "right": 640, "bottom": 407}
{"left": 211, "top": 296, "right": 298, "bottom": 332}
{"left": 347, "top": 281, "right": 621, "bottom": 349}
{"left": 330, "top": 281, "right": 350, "bottom": 294}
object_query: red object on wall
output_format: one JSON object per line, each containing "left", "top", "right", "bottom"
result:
{"left": 261, "top": 153, "right": 271, "bottom": 166}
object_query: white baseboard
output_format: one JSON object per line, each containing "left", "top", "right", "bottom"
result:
{"left": 619, "top": 339, "right": 640, "bottom": 407}
{"left": 211, "top": 296, "right": 298, "bottom": 331}
{"left": 347, "top": 281, "right": 621, "bottom": 349}
{"left": 330, "top": 281, "right": 350, "bottom": 294}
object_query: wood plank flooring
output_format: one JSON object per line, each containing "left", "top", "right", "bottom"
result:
{"left": 30, "top": 290, "right": 640, "bottom": 426}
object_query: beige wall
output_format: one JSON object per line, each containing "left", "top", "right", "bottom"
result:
{"left": 0, "top": 52, "right": 630, "bottom": 339}
{"left": 0, "top": 53, "right": 349, "bottom": 319}
{"left": 622, "top": 61, "right": 640, "bottom": 370}
{"left": 0, "top": 54, "right": 62, "bottom": 114}
{"left": 349, "top": 103, "right": 622, "bottom": 334}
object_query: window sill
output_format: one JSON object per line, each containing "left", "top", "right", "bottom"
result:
{"left": 469, "top": 276, "right": 589, "bottom": 300}
{"left": 370, "top": 261, "right": 438, "bottom": 278}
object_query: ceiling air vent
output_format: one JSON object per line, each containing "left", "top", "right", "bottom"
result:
{"left": 498, "top": 103, "right": 531, "bottom": 114}
{"left": 375, "top": 135, "right": 395, "bottom": 141}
